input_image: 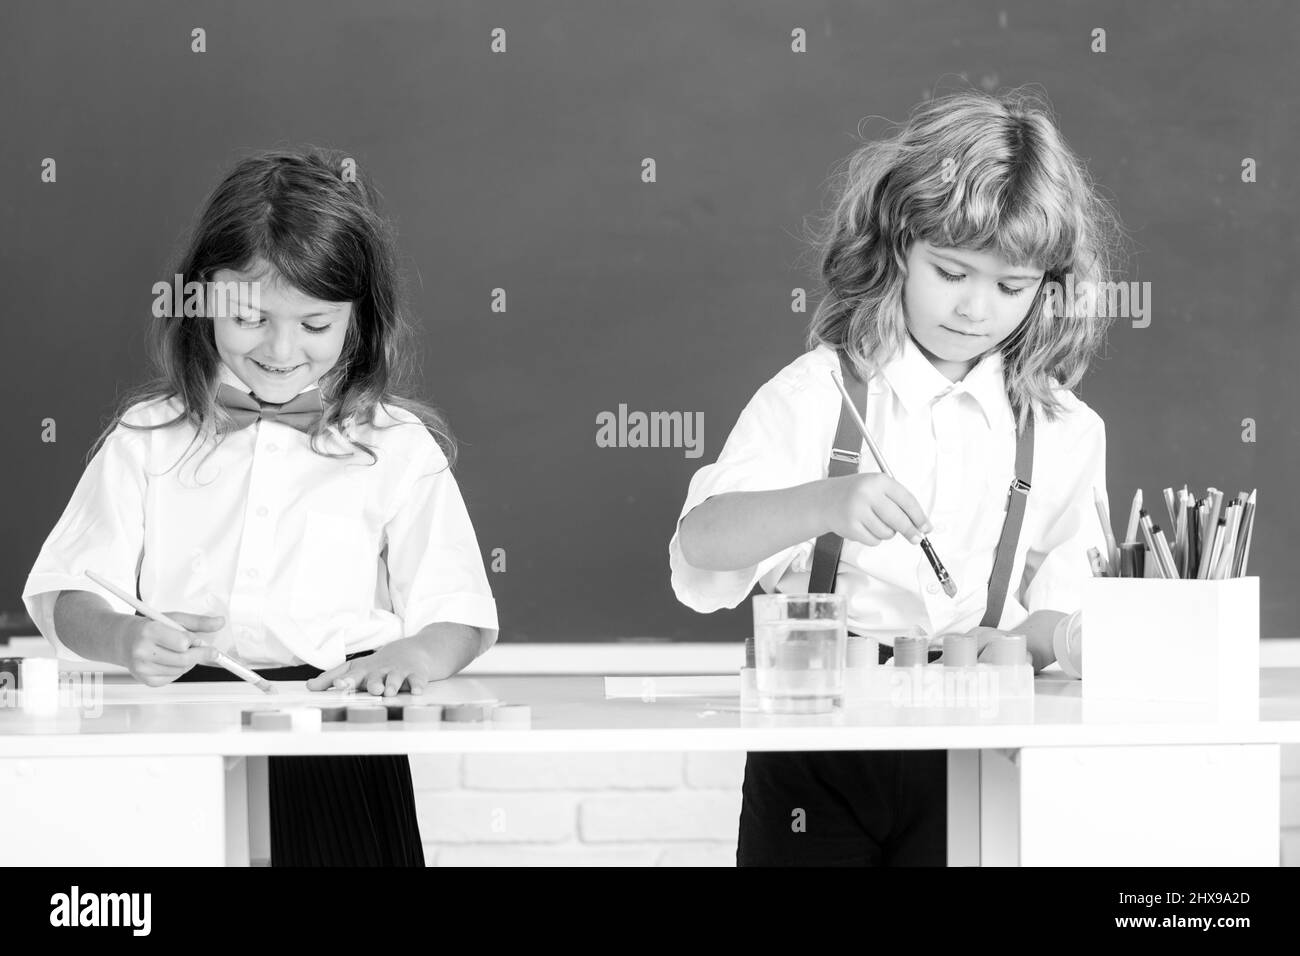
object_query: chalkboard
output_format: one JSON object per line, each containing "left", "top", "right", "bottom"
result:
{"left": 3, "top": 0, "right": 1296, "bottom": 642}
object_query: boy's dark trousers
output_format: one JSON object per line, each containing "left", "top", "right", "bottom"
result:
{"left": 736, "top": 643, "right": 946, "bottom": 866}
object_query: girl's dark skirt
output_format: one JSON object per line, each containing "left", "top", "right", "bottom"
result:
{"left": 177, "top": 652, "right": 424, "bottom": 867}
{"left": 736, "top": 642, "right": 947, "bottom": 867}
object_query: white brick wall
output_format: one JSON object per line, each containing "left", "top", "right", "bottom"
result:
{"left": 463, "top": 752, "right": 682, "bottom": 790}
{"left": 418, "top": 752, "right": 740, "bottom": 866}
{"left": 416, "top": 747, "right": 1300, "bottom": 866}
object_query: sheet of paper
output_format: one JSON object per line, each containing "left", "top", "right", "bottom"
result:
{"left": 603, "top": 675, "right": 739, "bottom": 698}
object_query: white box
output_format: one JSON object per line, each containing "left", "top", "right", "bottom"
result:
{"left": 1080, "top": 577, "right": 1259, "bottom": 719}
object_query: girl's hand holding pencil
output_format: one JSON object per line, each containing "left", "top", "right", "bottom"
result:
{"left": 116, "top": 611, "right": 224, "bottom": 687}
{"left": 84, "top": 570, "right": 274, "bottom": 693}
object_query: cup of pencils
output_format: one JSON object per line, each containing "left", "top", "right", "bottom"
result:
{"left": 1080, "top": 485, "right": 1259, "bottom": 720}
{"left": 1090, "top": 486, "right": 1256, "bottom": 579}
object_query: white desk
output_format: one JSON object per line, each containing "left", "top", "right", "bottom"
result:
{"left": 2, "top": 670, "right": 1297, "bottom": 866}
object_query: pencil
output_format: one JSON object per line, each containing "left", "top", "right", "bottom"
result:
{"left": 1174, "top": 492, "right": 1189, "bottom": 577}
{"left": 1189, "top": 499, "right": 1202, "bottom": 574}
{"left": 1197, "top": 490, "right": 1223, "bottom": 579}
{"left": 1093, "top": 487, "right": 1119, "bottom": 575}
{"left": 831, "top": 369, "right": 957, "bottom": 598}
{"left": 1204, "top": 516, "right": 1227, "bottom": 581}
{"left": 1124, "top": 489, "right": 1143, "bottom": 546}
{"left": 1162, "top": 487, "right": 1177, "bottom": 530}
{"left": 83, "top": 570, "right": 275, "bottom": 694}
{"left": 1213, "top": 503, "right": 1242, "bottom": 580}
{"left": 1152, "top": 526, "right": 1179, "bottom": 580}
{"left": 1236, "top": 489, "right": 1257, "bottom": 576}
{"left": 1138, "top": 515, "right": 1166, "bottom": 578}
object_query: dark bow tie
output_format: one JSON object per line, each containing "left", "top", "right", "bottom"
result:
{"left": 216, "top": 383, "right": 324, "bottom": 433}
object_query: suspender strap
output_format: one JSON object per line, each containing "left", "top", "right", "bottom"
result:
{"left": 806, "top": 351, "right": 1036, "bottom": 634}
{"left": 979, "top": 412, "right": 1035, "bottom": 628}
{"left": 807, "top": 352, "right": 869, "bottom": 594}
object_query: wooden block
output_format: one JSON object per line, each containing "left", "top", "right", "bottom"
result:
{"left": 249, "top": 710, "right": 292, "bottom": 730}
{"left": 286, "top": 707, "right": 322, "bottom": 731}
{"left": 318, "top": 705, "right": 349, "bottom": 723}
{"left": 442, "top": 703, "right": 493, "bottom": 722}
{"left": 346, "top": 705, "right": 388, "bottom": 724}
{"left": 383, "top": 701, "right": 406, "bottom": 720}
{"left": 402, "top": 704, "right": 443, "bottom": 723}
{"left": 491, "top": 705, "right": 531, "bottom": 724}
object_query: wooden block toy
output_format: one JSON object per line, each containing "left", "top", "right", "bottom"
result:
{"left": 402, "top": 704, "right": 443, "bottom": 722}
{"left": 0, "top": 658, "right": 21, "bottom": 689}
{"left": 319, "top": 705, "right": 349, "bottom": 723}
{"left": 346, "top": 704, "right": 388, "bottom": 723}
{"left": 286, "top": 707, "right": 322, "bottom": 731}
{"left": 442, "top": 703, "right": 493, "bottom": 722}
{"left": 249, "top": 710, "right": 293, "bottom": 730}
{"left": 491, "top": 705, "right": 531, "bottom": 724}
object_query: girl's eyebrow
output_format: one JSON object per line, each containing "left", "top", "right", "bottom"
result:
{"left": 930, "top": 251, "right": 1041, "bottom": 282}
{"left": 236, "top": 303, "right": 339, "bottom": 319}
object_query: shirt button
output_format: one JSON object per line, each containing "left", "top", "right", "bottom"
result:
{"left": 245, "top": 568, "right": 259, "bottom": 579}
{"left": 256, "top": 506, "right": 269, "bottom": 517}
{"left": 926, "top": 584, "right": 939, "bottom": 595}
{"left": 266, "top": 443, "right": 279, "bottom": 453}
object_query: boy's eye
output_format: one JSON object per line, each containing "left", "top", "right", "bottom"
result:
{"left": 235, "top": 316, "right": 331, "bottom": 333}
{"left": 933, "top": 266, "right": 1027, "bottom": 297}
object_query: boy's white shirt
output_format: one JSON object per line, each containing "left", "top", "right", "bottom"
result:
{"left": 668, "top": 337, "right": 1110, "bottom": 642}
{"left": 23, "top": 361, "right": 499, "bottom": 668}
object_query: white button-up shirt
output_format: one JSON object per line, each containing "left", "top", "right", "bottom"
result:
{"left": 669, "top": 338, "right": 1110, "bottom": 641}
{"left": 24, "top": 362, "right": 499, "bottom": 668}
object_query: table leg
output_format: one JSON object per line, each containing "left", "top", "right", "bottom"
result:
{"left": 947, "top": 750, "right": 980, "bottom": 866}
{"left": 247, "top": 756, "right": 270, "bottom": 866}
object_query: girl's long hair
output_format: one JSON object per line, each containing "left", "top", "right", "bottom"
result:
{"left": 93, "top": 146, "right": 456, "bottom": 475}
{"left": 805, "top": 86, "right": 1126, "bottom": 433}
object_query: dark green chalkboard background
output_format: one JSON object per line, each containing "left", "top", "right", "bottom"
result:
{"left": 3, "top": 0, "right": 1296, "bottom": 640}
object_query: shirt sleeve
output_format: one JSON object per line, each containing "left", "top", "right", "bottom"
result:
{"left": 383, "top": 440, "right": 500, "bottom": 654}
{"left": 22, "top": 423, "right": 149, "bottom": 660}
{"left": 668, "top": 372, "right": 830, "bottom": 613}
{"left": 1018, "top": 413, "right": 1110, "bottom": 617}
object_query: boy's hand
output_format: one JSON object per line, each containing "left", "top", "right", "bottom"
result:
{"left": 819, "top": 473, "right": 934, "bottom": 547}
{"left": 305, "top": 639, "right": 437, "bottom": 697}
{"left": 931, "top": 626, "right": 1033, "bottom": 665}
{"left": 965, "top": 619, "right": 1061, "bottom": 672}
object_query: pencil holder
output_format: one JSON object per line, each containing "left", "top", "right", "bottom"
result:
{"left": 1080, "top": 577, "right": 1259, "bottom": 719}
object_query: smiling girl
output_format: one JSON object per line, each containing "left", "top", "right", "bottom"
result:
{"left": 24, "top": 148, "right": 498, "bottom": 865}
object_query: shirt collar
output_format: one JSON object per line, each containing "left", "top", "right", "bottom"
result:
{"left": 879, "top": 333, "right": 1010, "bottom": 431}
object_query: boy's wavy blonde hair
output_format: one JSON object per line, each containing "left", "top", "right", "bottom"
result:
{"left": 805, "top": 86, "right": 1125, "bottom": 432}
